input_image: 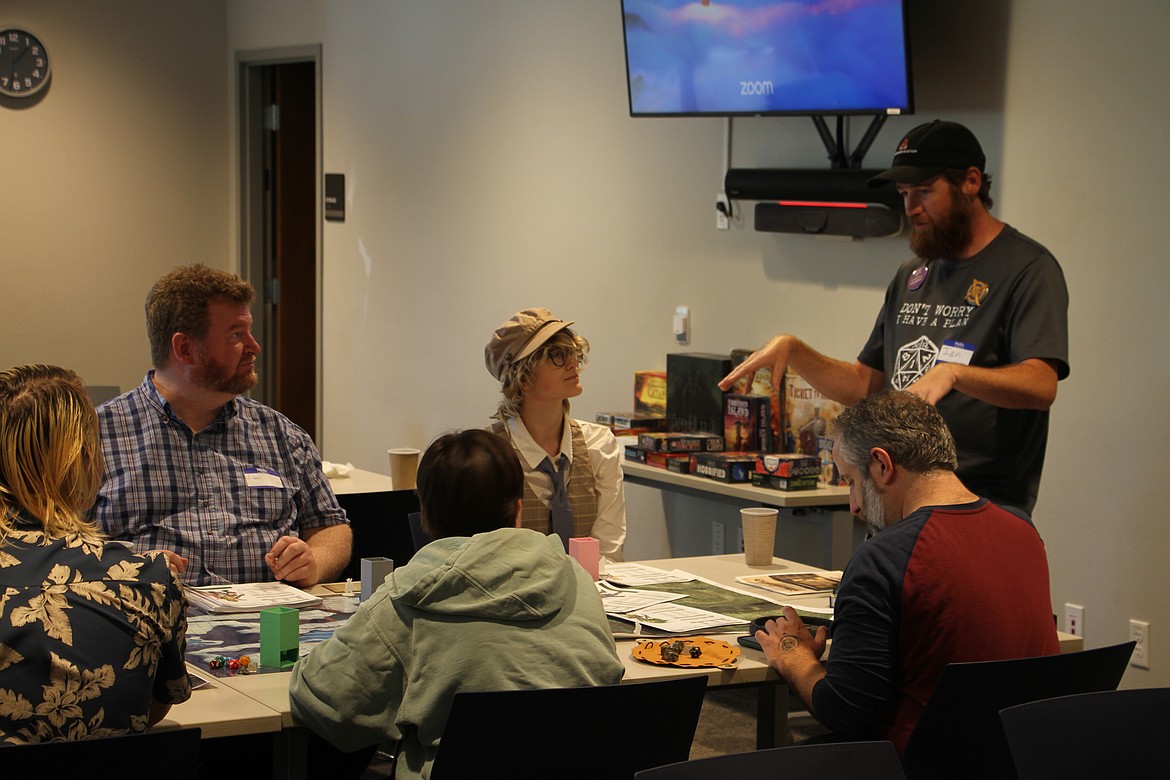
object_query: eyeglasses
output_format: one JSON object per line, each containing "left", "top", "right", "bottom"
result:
{"left": 542, "top": 345, "right": 585, "bottom": 368}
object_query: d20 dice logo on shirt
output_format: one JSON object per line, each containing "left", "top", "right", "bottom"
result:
{"left": 892, "top": 336, "right": 939, "bottom": 390}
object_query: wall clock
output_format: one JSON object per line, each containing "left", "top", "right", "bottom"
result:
{"left": 0, "top": 27, "right": 51, "bottom": 98}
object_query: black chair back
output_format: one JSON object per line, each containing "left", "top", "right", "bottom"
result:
{"left": 1001, "top": 687, "right": 1170, "bottom": 779}
{"left": 635, "top": 739, "right": 906, "bottom": 780}
{"left": 340, "top": 487, "right": 420, "bottom": 579}
{"left": 5, "top": 727, "right": 201, "bottom": 776}
{"left": 430, "top": 676, "right": 708, "bottom": 780}
{"left": 903, "top": 641, "right": 1135, "bottom": 779}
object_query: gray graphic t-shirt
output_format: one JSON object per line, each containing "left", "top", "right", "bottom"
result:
{"left": 858, "top": 226, "right": 1069, "bottom": 514}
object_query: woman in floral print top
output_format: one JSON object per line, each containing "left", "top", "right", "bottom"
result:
{"left": 0, "top": 365, "right": 191, "bottom": 744}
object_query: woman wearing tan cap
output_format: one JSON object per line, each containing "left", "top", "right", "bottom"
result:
{"left": 485, "top": 308, "right": 626, "bottom": 562}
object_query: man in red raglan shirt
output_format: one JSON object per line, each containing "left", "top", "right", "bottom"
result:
{"left": 755, "top": 390, "right": 1059, "bottom": 757}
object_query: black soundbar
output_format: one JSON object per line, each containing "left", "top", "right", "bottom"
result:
{"left": 724, "top": 168, "right": 902, "bottom": 208}
{"left": 754, "top": 201, "right": 903, "bottom": 238}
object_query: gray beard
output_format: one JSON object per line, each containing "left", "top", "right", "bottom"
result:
{"left": 860, "top": 476, "right": 886, "bottom": 535}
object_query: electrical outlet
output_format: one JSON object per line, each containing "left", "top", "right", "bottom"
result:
{"left": 712, "top": 521, "right": 725, "bottom": 555}
{"left": 1130, "top": 619, "right": 1151, "bottom": 669}
{"left": 1064, "top": 603, "right": 1084, "bottom": 636}
{"left": 715, "top": 193, "right": 730, "bottom": 230}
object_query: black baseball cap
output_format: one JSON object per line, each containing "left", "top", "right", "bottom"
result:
{"left": 868, "top": 120, "right": 986, "bottom": 187}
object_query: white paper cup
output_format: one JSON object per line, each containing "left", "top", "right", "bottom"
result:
{"left": 741, "top": 507, "right": 778, "bottom": 566}
{"left": 388, "top": 448, "right": 420, "bottom": 490}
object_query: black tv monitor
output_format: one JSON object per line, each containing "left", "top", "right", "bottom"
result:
{"left": 621, "top": 0, "right": 914, "bottom": 117}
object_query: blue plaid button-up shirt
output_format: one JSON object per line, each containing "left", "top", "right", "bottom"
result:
{"left": 91, "top": 372, "right": 348, "bottom": 586}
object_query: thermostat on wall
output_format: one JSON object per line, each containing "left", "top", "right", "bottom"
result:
{"left": 325, "top": 173, "right": 345, "bottom": 221}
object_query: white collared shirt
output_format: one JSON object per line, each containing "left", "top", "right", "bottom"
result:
{"left": 503, "top": 415, "right": 627, "bottom": 561}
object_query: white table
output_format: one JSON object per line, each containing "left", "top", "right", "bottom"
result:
{"left": 166, "top": 553, "right": 1083, "bottom": 773}
{"left": 327, "top": 467, "right": 395, "bottom": 495}
{"left": 160, "top": 673, "right": 283, "bottom": 739}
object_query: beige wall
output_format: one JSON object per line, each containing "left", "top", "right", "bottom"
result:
{"left": 0, "top": 1, "right": 230, "bottom": 392}
{"left": 3, "top": 1, "right": 1168, "bottom": 686}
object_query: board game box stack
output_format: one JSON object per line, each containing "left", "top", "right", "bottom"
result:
{"left": 617, "top": 355, "right": 847, "bottom": 490}
{"left": 623, "top": 357, "right": 731, "bottom": 474}
{"left": 598, "top": 370, "right": 668, "bottom": 438}
{"left": 752, "top": 453, "right": 822, "bottom": 491}
{"left": 600, "top": 411, "right": 668, "bottom": 437}
{"left": 624, "top": 431, "right": 726, "bottom": 475}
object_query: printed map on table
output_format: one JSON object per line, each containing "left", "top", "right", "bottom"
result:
{"left": 185, "top": 594, "right": 357, "bottom": 676}
{"left": 604, "top": 572, "right": 796, "bottom": 637}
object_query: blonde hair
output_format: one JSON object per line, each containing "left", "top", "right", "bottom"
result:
{"left": 0, "top": 365, "right": 105, "bottom": 545}
{"left": 493, "top": 329, "right": 590, "bottom": 420}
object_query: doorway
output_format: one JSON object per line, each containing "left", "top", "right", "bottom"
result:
{"left": 238, "top": 46, "right": 321, "bottom": 442}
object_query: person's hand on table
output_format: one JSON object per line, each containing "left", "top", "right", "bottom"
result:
{"left": 755, "top": 605, "right": 828, "bottom": 675}
{"left": 266, "top": 535, "right": 319, "bottom": 586}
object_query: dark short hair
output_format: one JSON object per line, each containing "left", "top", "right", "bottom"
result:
{"left": 416, "top": 429, "right": 523, "bottom": 539}
{"left": 146, "top": 264, "right": 255, "bottom": 369}
{"left": 941, "top": 167, "right": 995, "bottom": 210}
{"left": 830, "top": 390, "right": 958, "bottom": 475}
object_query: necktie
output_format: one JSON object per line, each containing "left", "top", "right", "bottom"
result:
{"left": 536, "top": 454, "right": 573, "bottom": 549}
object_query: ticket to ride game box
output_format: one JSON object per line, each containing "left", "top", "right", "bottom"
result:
{"left": 782, "top": 370, "right": 845, "bottom": 485}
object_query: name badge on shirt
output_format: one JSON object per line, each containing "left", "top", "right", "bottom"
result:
{"left": 937, "top": 339, "right": 975, "bottom": 366}
{"left": 244, "top": 466, "right": 284, "bottom": 489}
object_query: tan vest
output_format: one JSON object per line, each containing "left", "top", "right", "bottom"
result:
{"left": 491, "top": 419, "right": 599, "bottom": 540}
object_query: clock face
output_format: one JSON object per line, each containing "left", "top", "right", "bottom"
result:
{"left": 0, "top": 27, "right": 51, "bottom": 98}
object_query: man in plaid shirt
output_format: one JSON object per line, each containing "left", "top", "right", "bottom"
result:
{"left": 91, "top": 264, "right": 351, "bottom": 586}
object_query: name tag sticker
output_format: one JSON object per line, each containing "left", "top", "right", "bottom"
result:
{"left": 244, "top": 467, "right": 284, "bottom": 489}
{"left": 937, "top": 339, "right": 975, "bottom": 366}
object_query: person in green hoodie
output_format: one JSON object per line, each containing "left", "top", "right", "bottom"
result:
{"left": 288, "top": 428, "right": 624, "bottom": 780}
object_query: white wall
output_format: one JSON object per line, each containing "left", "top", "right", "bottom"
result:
{"left": 997, "top": 0, "right": 1170, "bottom": 683}
{"left": 2, "top": 1, "right": 1166, "bottom": 687}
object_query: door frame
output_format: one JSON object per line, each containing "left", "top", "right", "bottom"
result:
{"left": 236, "top": 44, "right": 324, "bottom": 445}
